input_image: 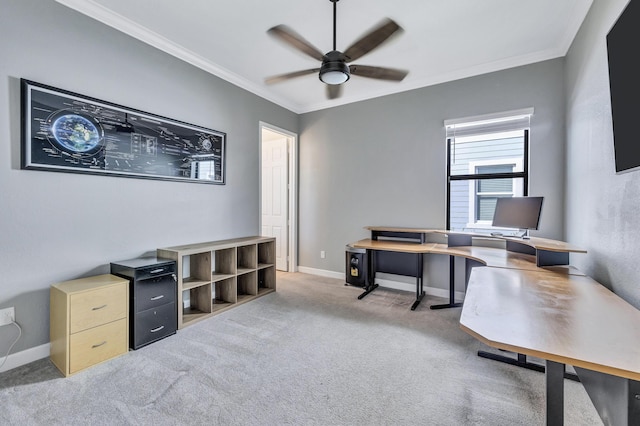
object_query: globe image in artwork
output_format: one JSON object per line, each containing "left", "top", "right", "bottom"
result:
{"left": 51, "top": 114, "right": 102, "bottom": 153}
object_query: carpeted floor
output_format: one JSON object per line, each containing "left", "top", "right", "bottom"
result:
{"left": 0, "top": 272, "right": 602, "bottom": 425}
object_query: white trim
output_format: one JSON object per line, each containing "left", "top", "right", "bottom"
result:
{"left": 297, "top": 266, "right": 343, "bottom": 279}
{"left": 259, "top": 122, "right": 298, "bottom": 273}
{"left": 297, "top": 267, "right": 465, "bottom": 302}
{"left": 444, "top": 108, "right": 534, "bottom": 127}
{"left": 0, "top": 343, "right": 50, "bottom": 373}
{"left": 55, "top": 0, "right": 301, "bottom": 113}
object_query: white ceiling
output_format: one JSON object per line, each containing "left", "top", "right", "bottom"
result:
{"left": 55, "top": 0, "right": 593, "bottom": 114}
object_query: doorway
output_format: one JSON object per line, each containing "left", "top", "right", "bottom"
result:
{"left": 259, "top": 122, "right": 298, "bottom": 272}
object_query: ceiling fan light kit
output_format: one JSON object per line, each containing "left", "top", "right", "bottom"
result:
{"left": 265, "top": 0, "right": 408, "bottom": 99}
{"left": 319, "top": 51, "right": 350, "bottom": 84}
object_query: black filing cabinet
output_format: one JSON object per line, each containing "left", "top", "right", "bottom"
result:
{"left": 110, "top": 257, "right": 177, "bottom": 350}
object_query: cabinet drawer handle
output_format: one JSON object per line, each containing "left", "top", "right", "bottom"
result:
{"left": 92, "top": 304, "right": 107, "bottom": 311}
{"left": 150, "top": 295, "right": 165, "bottom": 301}
{"left": 150, "top": 325, "right": 165, "bottom": 333}
{"left": 92, "top": 341, "right": 107, "bottom": 348}
{"left": 150, "top": 268, "right": 164, "bottom": 274}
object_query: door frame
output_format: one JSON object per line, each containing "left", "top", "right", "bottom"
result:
{"left": 259, "top": 121, "right": 298, "bottom": 272}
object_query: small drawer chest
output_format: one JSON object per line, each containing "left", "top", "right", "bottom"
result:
{"left": 50, "top": 274, "right": 129, "bottom": 377}
{"left": 110, "top": 257, "right": 177, "bottom": 350}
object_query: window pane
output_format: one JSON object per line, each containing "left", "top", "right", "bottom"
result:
{"left": 449, "top": 131, "right": 524, "bottom": 176}
{"left": 477, "top": 195, "right": 511, "bottom": 221}
{"left": 449, "top": 177, "right": 524, "bottom": 232}
{"left": 477, "top": 178, "right": 512, "bottom": 193}
{"left": 476, "top": 164, "right": 513, "bottom": 175}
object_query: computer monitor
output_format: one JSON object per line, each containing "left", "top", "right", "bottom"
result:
{"left": 491, "top": 196, "right": 543, "bottom": 236}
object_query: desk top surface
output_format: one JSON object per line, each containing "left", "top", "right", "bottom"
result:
{"left": 460, "top": 267, "right": 640, "bottom": 381}
{"left": 352, "top": 239, "right": 585, "bottom": 275}
{"left": 364, "top": 226, "right": 586, "bottom": 254}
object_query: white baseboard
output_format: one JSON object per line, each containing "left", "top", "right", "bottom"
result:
{"left": 297, "top": 266, "right": 344, "bottom": 280}
{"left": 0, "top": 342, "right": 50, "bottom": 373}
{"left": 296, "top": 267, "right": 465, "bottom": 302}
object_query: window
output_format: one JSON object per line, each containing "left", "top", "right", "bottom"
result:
{"left": 445, "top": 109, "right": 532, "bottom": 233}
{"left": 191, "top": 159, "right": 217, "bottom": 180}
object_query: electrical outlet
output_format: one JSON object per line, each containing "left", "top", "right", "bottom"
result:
{"left": 0, "top": 307, "right": 15, "bottom": 326}
{"left": 320, "top": 251, "right": 326, "bottom": 259}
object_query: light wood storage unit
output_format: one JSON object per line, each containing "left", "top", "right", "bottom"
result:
{"left": 157, "top": 236, "right": 276, "bottom": 329}
{"left": 50, "top": 274, "right": 129, "bottom": 377}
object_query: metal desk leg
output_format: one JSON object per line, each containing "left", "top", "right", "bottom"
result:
{"left": 411, "top": 253, "right": 425, "bottom": 310}
{"left": 358, "top": 249, "right": 378, "bottom": 300}
{"left": 546, "top": 360, "right": 565, "bottom": 426}
{"left": 431, "top": 256, "right": 463, "bottom": 309}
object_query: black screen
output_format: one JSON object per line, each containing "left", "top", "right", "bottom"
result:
{"left": 607, "top": 0, "right": 640, "bottom": 173}
{"left": 491, "top": 196, "right": 543, "bottom": 230}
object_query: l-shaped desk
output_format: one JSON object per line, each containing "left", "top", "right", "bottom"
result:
{"left": 349, "top": 226, "right": 640, "bottom": 426}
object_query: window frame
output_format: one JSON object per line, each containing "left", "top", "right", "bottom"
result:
{"left": 446, "top": 129, "right": 530, "bottom": 231}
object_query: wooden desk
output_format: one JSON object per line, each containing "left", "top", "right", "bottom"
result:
{"left": 350, "top": 235, "right": 583, "bottom": 310}
{"left": 460, "top": 267, "right": 640, "bottom": 425}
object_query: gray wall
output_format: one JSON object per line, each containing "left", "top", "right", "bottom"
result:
{"left": 0, "top": 0, "right": 297, "bottom": 354}
{"left": 565, "top": 0, "right": 640, "bottom": 309}
{"left": 299, "top": 58, "right": 567, "bottom": 293}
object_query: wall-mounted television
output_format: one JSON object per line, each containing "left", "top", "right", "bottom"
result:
{"left": 606, "top": 0, "right": 640, "bottom": 174}
{"left": 491, "top": 196, "right": 543, "bottom": 237}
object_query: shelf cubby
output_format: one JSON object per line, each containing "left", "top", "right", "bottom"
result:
{"left": 237, "top": 270, "right": 258, "bottom": 303}
{"left": 237, "top": 244, "right": 257, "bottom": 275}
{"left": 258, "top": 240, "right": 275, "bottom": 269}
{"left": 183, "top": 284, "right": 213, "bottom": 326}
{"left": 258, "top": 267, "right": 276, "bottom": 294}
{"left": 212, "top": 277, "right": 236, "bottom": 313}
{"left": 213, "top": 247, "right": 236, "bottom": 275}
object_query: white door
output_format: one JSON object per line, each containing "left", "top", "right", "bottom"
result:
{"left": 262, "top": 134, "right": 288, "bottom": 271}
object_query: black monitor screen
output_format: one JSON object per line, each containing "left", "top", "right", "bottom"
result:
{"left": 491, "top": 196, "right": 543, "bottom": 230}
{"left": 607, "top": 0, "right": 640, "bottom": 173}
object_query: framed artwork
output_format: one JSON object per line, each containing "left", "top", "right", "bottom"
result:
{"left": 21, "top": 79, "right": 226, "bottom": 184}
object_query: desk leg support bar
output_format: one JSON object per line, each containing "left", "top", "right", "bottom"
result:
{"left": 546, "top": 360, "right": 565, "bottom": 426}
{"left": 358, "top": 284, "right": 378, "bottom": 300}
{"left": 477, "top": 351, "right": 579, "bottom": 382}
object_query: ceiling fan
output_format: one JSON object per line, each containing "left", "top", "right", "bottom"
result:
{"left": 265, "top": 0, "right": 409, "bottom": 99}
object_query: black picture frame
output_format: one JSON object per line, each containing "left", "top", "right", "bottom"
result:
{"left": 21, "top": 79, "right": 226, "bottom": 184}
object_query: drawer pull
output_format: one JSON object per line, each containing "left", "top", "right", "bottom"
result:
{"left": 150, "top": 325, "right": 165, "bottom": 333}
{"left": 150, "top": 295, "right": 165, "bottom": 301}
{"left": 92, "top": 341, "right": 107, "bottom": 348}
{"left": 150, "top": 268, "right": 164, "bottom": 274}
{"left": 92, "top": 304, "right": 107, "bottom": 311}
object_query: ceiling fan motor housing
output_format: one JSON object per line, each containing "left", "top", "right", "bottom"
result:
{"left": 319, "top": 50, "right": 350, "bottom": 84}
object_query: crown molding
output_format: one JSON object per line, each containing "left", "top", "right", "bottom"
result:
{"left": 55, "top": 0, "right": 304, "bottom": 113}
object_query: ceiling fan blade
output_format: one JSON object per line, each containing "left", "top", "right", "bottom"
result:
{"left": 343, "top": 18, "right": 403, "bottom": 62}
{"left": 326, "top": 84, "right": 343, "bottom": 99}
{"left": 349, "top": 65, "right": 408, "bottom": 81}
{"left": 265, "top": 68, "right": 320, "bottom": 85}
{"left": 267, "top": 25, "right": 325, "bottom": 62}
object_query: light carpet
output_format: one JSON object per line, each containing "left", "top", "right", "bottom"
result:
{"left": 0, "top": 272, "right": 602, "bottom": 425}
